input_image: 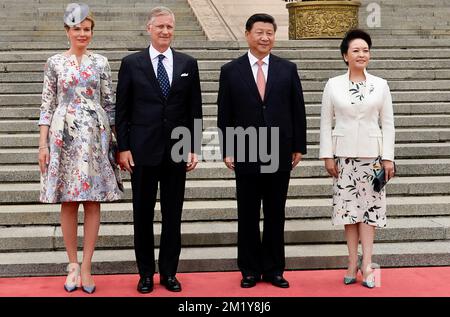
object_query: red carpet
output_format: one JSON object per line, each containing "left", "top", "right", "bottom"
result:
{"left": 1, "top": 267, "right": 449, "bottom": 297}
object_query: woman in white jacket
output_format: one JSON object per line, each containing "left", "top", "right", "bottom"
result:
{"left": 319, "top": 29, "right": 395, "bottom": 288}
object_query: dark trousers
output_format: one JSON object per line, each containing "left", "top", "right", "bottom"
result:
{"left": 235, "top": 171, "right": 291, "bottom": 278}
{"left": 131, "top": 154, "right": 186, "bottom": 278}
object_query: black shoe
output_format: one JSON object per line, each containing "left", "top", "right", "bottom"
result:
{"left": 160, "top": 275, "right": 182, "bottom": 292}
{"left": 137, "top": 276, "right": 154, "bottom": 293}
{"left": 263, "top": 275, "right": 290, "bottom": 288}
{"left": 240, "top": 275, "right": 260, "bottom": 288}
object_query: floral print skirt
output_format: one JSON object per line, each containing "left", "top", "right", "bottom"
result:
{"left": 332, "top": 157, "right": 386, "bottom": 228}
{"left": 40, "top": 103, "right": 123, "bottom": 203}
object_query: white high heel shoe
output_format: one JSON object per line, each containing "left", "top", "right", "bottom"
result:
{"left": 64, "top": 263, "right": 81, "bottom": 292}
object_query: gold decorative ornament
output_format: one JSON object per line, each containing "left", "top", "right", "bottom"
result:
{"left": 287, "top": 0, "right": 361, "bottom": 39}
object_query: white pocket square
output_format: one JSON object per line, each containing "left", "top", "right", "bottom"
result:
{"left": 181, "top": 73, "right": 189, "bottom": 77}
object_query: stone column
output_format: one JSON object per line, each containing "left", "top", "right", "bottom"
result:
{"left": 287, "top": 0, "right": 361, "bottom": 39}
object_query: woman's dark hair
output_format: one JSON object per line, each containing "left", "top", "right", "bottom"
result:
{"left": 340, "top": 29, "right": 372, "bottom": 65}
{"left": 245, "top": 13, "right": 277, "bottom": 32}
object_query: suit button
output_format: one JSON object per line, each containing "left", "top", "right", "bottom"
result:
{"left": 262, "top": 106, "right": 267, "bottom": 110}
{"left": 163, "top": 118, "right": 167, "bottom": 123}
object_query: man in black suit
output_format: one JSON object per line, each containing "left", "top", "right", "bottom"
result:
{"left": 217, "top": 13, "right": 307, "bottom": 288}
{"left": 115, "top": 6, "right": 202, "bottom": 293}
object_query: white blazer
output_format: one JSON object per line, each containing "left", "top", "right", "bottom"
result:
{"left": 319, "top": 70, "right": 395, "bottom": 161}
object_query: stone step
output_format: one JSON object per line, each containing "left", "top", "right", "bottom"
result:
{"left": 4, "top": 75, "right": 450, "bottom": 94}
{"left": 194, "top": 80, "right": 450, "bottom": 93}
{"left": 0, "top": 176, "right": 449, "bottom": 203}
{"left": 201, "top": 128, "right": 450, "bottom": 145}
{"left": 0, "top": 30, "right": 205, "bottom": 38}
{"left": 202, "top": 115, "right": 450, "bottom": 129}
{"left": 2, "top": 195, "right": 449, "bottom": 226}
{"left": 1, "top": 102, "right": 450, "bottom": 120}
{"left": 0, "top": 16, "right": 199, "bottom": 24}
{"left": 365, "top": 0, "right": 448, "bottom": 4}
{"left": 366, "top": 19, "right": 450, "bottom": 27}
{"left": 2, "top": 142, "right": 449, "bottom": 165}
{"left": 1, "top": 128, "right": 449, "bottom": 149}
{"left": 303, "top": 102, "right": 450, "bottom": 116}
{"left": 0, "top": 10, "right": 196, "bottom": 20}
{"left": 3, "top": 38, "right": 450, "bottom": 51}
{"left": 2, "top": 47, "right": 450, "bottom": 62}
{"left": 368, "top": 32, "right": 450, "bottom": 40}
{"left": 367, "top": 34, "right": 450, "bottom": 41}
{"left": 3, "top": 77, "right": 450, "bottom": 94}
{"left": 202, "top": 70, "right": 450, "bottom": 82}
{"left": 371, "top": 8, "right": 450, "bottom": 16}
{"left": 2, "top": 240, "right": 450, "bottom": 276}
{"left": 161, "top": 142, "right": 450, "bottom": 162}
{"left": 0, "top": 23, "right": 203, "bottom": 31}
{"left": 0, "top": 18, "right": 200, "bottom": 27}
{"left": 0, "top": 0, "right": 191, "bottom": 4}
{"left": 0, "top": 35, "right": 207, "bottom": 42}
{"left": 203, "top": 102, "right": 450, "bottom": 116}
{"left": 1, "top": 216, "right": 450, "bottom": 252}
{"left": 0, "top": 6, "right": 196, "bottom": 12}
{"left": 0, "top": 0, "right": 193, "bottom": 8}
{"left": 2, "top": 159, "right": 449, "bottom": 183}
{"left": 0, "top": 1, "right": 194, "bottom": 9}
{"left": 3, "top": 59, "right": 450, "bottom": 74}
{"left": 2, "top": 51, "right": 450, "bottom": 67}
{"left": 2, "top": 90, "right": 450, "bottom": 106}
{"left": 3, "top": 62, "right": 447, "bottom": 78}
{"left": 0, "top": 29, "right": 202, "bottom": 37}
{"left": 368, "top": 0, "right": 448, "bottom": 6}
{"left": 0, "top": 107, "right": 38, "bottom": 119}
{"left": 2, "top": 114, "right": 449, "bottom": 134}
{"left": 359, "top": 20, "right": 450, "bottom": 29}
{"left": 0, "top": 12, "right": 196, "bottom": 18}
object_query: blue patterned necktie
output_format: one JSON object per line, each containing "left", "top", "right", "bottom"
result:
{"left": 157, "top": 54, "right": 170, "bottom": 98}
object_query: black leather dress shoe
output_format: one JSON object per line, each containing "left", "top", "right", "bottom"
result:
{"left": 160, "top": 275, "right": 182, "bottom": 292}
{"left": 240, "top": 275, "right": 260, "bottom": 288}
{"left": 137, "top": 276, "right": 154, "bottom": 293}
{"left": 263, "top": 275, "right": 290, "bottom": 288}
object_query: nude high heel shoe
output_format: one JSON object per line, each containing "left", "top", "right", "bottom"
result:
{"left": 64, "top": 263, "right": 81, "bottom": 292}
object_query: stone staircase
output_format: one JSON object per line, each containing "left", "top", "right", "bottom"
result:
{"left": 192, "top": 0, "right": 450, "bottom": 41}
{"left": 1, "top": 0, "right": 450, "bottom": 277}
{"left": 359, "top": 0, "right": 450, "bottom": 39}
{"left": 0, "top": 0, "right": 206, "bottom": 45}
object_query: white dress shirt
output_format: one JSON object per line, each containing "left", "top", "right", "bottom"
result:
{"left": 149, "top": 44, "right": 173, "bottom": 85}
{"left": 248, "top": 50, "right": 269, "bottom": 83}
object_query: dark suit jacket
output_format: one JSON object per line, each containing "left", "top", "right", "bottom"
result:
{"left": 217, "top": 53, "right": 307, "bottom": 173}
{"left": 115, "top": 47, "right": 202, "bottom": 166}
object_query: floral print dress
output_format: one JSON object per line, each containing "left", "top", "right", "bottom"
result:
{"left": 331, "top": 81, "right": 387, "bottom": 228}
{"left": 39, "top": 53, "right": 123, "bottom": 203}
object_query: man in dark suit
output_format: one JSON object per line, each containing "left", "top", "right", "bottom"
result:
{"left": 115, "top": 6, "right": 202, "bottom": 293}
{"left": 217, "top": 13, "right": 307, "bottom": 288}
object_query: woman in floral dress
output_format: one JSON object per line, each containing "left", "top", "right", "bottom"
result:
{"left": 319, "top": 29, "right": 395, "bottom": 288}
{"left": 38, "top": 3, "right": 122, "bottom": 294}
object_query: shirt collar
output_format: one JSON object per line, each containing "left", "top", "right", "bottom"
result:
{"left": 149, "top": 44, "right": 172, "bottom": 61}
{"left": 247, "top": 50, "right": 270, "bottom": 66}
